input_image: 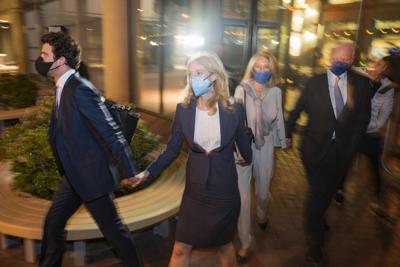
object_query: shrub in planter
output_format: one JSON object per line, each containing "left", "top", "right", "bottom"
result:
{"left": 0, "top": 97, "right": 161, "bottom": 200}
{"left": 0, "top": 73, "right": 39, "bottom": 108}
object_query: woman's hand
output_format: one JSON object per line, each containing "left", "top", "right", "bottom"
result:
{"left": 122, "top": 170, "right": 150, "bottom": 189}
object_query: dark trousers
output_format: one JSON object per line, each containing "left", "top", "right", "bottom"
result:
{"left": 39, "top": 178, "right": 143, "bottom": 267}
{"left": 304, "top": 141, "right": 350, "bottom": 245}
{"left": 337, "top": 133, "right": 381, "bottom": 194}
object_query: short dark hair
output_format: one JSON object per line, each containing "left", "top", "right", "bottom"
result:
{"left": 47, "top": 25, "right": 69, "bottom": 35}
{"left": 382, "top": 54, "right": 400, "bottom": 85}
{"left": 40, "top": 32, "right": 81, "bottom": 69}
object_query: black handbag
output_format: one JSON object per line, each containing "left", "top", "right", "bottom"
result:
{"left": 104, "top": 99, "right": 140, "bottom": 144}
{"left": 241, "top": 84, "right": 255, "bottom": 144}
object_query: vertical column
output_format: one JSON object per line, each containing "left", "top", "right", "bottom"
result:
{"left": 102, "top": 0, "right": 130, "bottom": 103}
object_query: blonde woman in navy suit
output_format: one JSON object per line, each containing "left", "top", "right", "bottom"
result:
{"left": 128, "top": 51, "right": 252, "bottom": 267}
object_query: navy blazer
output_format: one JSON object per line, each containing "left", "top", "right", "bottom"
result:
{"left": 147, "top": 100, "right": 252, "bottom": 186}
{"left": 48, "top": 74, "right": 139, "bottom": 201}
{"left": 286, "top": 70, "right": 371, "bottom": 165}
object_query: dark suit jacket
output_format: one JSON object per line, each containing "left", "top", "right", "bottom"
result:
{"left": 286, "top": 70, "right": 371, "bottom": 166}
{"left": 48, "top": 73, "right": 138, "bottom": 201}
{"left": 147, "top": 100, "right": 252, "bottom": 185}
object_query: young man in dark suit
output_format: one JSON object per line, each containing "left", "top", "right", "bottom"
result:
{"left": 286, "top": 43, "right": 371, "bottom": 264}
{"left": 35, "top": 32, "right": 143, "bottom": 267}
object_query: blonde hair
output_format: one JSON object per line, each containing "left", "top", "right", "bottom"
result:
{"left": 242, "top": 51, "right": 280, "bottom": 87}
{"left": 182, "top": 51, "right": 231, "bottom": 115}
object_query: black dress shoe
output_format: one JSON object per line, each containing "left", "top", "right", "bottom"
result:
{"left": 258, "top": 218, "right": 269, "bottom": 230}
{"left": 306, "top": 244, "right": 323, "bottom": 264}
{"left": 324, "top": 221, "right": 330, "bottom": 232}
{"left": 237, "top": 253, "right": 248, "bottom": 264}
{"left": 258, "top": 222, "right": 268, "bottom": 230}
{"left": 334, "top": 191, "right": 344, "bottom": 206}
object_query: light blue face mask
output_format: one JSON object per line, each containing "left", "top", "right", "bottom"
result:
{"left": 191, "top": 76, "right": 212, "bottom": 97}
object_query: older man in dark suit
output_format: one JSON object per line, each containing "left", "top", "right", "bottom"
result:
{"left": 35, "top": 32, "right": 142, "bottom": 267}
{"left": 286, "top": 43, "right": 371, "bottom": 263}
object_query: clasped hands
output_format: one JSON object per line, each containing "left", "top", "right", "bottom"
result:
{"left": 122, "top": 170, "right": 150, "bottom": 189}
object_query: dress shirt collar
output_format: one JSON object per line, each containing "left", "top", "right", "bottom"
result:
{"left": 56, "top": 69, "right": 76, "bottom": 90}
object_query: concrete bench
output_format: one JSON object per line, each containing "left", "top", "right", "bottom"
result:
{"left": 0, "top": 155, "right": 185, "bottom": 265}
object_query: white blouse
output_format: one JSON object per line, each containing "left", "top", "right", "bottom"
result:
{"left": 194, "top": 104, "right": 221, "bottom": 152}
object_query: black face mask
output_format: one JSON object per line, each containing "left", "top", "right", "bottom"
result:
{"left": 35, "top": 56, "right": 54, "bottom": 76}
{"left": 35, "top": 56, "right": 64, "bottom": 76}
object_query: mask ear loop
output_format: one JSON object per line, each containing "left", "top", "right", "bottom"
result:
{"left": 49, "top": 57, "right": 66, "bottom": 71}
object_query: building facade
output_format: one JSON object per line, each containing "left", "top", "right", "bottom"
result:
{"left": 0, "top": 0, "right": 399, "bottom": 114}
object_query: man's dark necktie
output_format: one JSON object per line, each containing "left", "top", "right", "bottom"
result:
{"left": 334, "top": 76, "right": 344, "bottom": 118}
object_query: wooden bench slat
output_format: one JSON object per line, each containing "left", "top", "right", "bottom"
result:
{"left": 0, "top": 155, "right": 185, "bottom": 241}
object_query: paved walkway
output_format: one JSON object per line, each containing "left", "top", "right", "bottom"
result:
{"left": 1, "top": 115, "right": 399, "bottom": 267}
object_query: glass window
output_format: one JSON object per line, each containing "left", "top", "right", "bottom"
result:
{"left": 0, "top": 22, "right": 16, "bottom": 69}
{"left": 257, "top": 0, "right": 280, "bottom": 22}
{"left": 21, "top": 0, "right": 103, "bottom": 88}
{"left": 363, "top": 9, "right": 400, "bottom": 65}
{"left": 256, "top": 27, "right": 280, "bottom": 56}
{"left": 223, "top": 0, "right": 250, "bottom": 19}
{"left": 163, "top": 0, "right": 192, "bottom": 115}
{"left": 136, "top": 0, "right": 162, "bottom": 113}
{"left": 223, "top": 25, "right": 247, "bottom": 70}
{"left": 328, "top": 0, "right": 361, "bottom": 3}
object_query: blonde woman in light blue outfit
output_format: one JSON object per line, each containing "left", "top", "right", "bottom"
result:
{"left": 234, "top": 51, "right": 287, "bottom": 261}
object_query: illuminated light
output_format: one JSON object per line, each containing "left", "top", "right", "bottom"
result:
{"left": 305, "top": 7, "right": 318, "bottom": 17}
{"left": 359, "top": 61, "right": 366, "bottom": 67}
{"left": 262, "top": 45, "right": 269, "bottom": 50}
{"left": 392, "top": 28, "right": 399, "bottom": 33}
{"left": 324, "top": 33, "right": 331, "bottom": 38}
{"left": 332, "top": 32, "right": 340, "bottom": 37}
{"left": 343, "top": 31, "right": 351, "bottom": 36}
{"left": 137, "top": 8, "right": 143, "bottom": 12}
{"left": 139, "top": 35, "right": 147, "bottom": 40}
{"left": 0, "top": 53, "right": 7, "bottom": 57}
{"left": 282, "top": 0, "right": 291, "bottom": 4}
{"left": 286, "top": 78, "right": 294, "bottom": 84}
{"left": 174, "top": 34, "right": 205, "bottom": 47}
{"left": 181, "top": 13, "right": 190, "bottom": 19}
{"left": 149, "top": 41, "right": 159, "bottom": 46}
{"left": 86, "top": 28, "right": 93, "bottom": 31}
{"left": 289, "top": 33, "right": 302, "bottom": 56}
{"left": 1, "top": 25, "right": 9, "bottom": 29}
{"left": 303, "top": 31, "right": 317, "bottom": 42}
{"left": 379, "top": 29, "right": 388, "bottom": 34}
{"left": 294, "top": 0, "right": 307, "bottom": 9}
{"left": 0, "top": 20, "right": 9, "bottom": 23}
{"left": 291, "top": 11, "right": 304, "bottom": 31}
{"left": 271, "top": 40, "right": 280, "bottom": 45}
{"left": 366, "top": 29, "right": 374, "bottom": 35}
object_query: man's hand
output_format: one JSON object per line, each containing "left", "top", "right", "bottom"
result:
{"left": 122, "top": 170, "right": 150, "bottom": 189}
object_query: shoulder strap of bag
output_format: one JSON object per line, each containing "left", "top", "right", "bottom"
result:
{"left": 240, "top": 82, "right": 250, "bottom": 128}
